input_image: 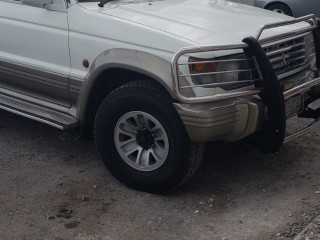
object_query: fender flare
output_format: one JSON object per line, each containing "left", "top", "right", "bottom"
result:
{"left": 76, "top": 48, "right": 176, "bottom": 121}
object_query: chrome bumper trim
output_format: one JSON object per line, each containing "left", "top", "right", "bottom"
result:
{"left": 284, "top": 77, "right": 320, "bottom": 99}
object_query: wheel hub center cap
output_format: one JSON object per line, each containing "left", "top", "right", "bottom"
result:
{"left": 136, "top": 128, "right": 154, "bottom": 149}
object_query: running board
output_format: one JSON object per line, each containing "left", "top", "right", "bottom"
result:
{"left": 0, "top": 94, "right": 79, "bottom": 130}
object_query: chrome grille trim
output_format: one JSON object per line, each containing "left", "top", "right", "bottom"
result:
{"left": 266, "top": 42, "right": 305, "bottom": 57}
{"left": 263, "top": 34, "right": 314, "bottom": 78}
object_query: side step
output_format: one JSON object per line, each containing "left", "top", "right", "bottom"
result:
{"left": 0, "top": 94, "right": 79, "bottom": 130}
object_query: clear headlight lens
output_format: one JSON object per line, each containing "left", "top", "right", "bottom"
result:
{"left": 188, "top": 54, "right": 257, "bottom": 90}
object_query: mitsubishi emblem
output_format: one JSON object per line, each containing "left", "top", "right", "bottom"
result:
{"left": 280, "top": 53, "right": 288, "bottom": 67}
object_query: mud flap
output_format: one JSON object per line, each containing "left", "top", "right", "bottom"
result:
{"left": 242, "top": 37, "right": 286, "bottom": 153}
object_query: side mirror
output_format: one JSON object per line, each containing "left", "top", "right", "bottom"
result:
{"left": 20, "top": 0, "right": 53, "bottom": 8}
{"left": 20, "top": 0, "right": 66, "bottom": 11}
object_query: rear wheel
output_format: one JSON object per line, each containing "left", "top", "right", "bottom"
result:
{"left": 94, "top": 80, "right": 205, "bottom": 193}
{"left": 266, "top": 3, "right": 293, "bottom": 16}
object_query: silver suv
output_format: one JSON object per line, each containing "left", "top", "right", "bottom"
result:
{"left": 1, "top": 0, "right": 320, "bottom": 192}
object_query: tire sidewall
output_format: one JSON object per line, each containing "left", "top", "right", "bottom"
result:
{"left": 267, "top": 3, "right": 293, "bottom": 16}
{"left": 95, "top": 85, "right": 191, "bottom": 191}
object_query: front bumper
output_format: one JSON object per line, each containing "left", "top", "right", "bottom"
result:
{"left": 171, "top": 15, "right": 320, "bottom": 152}
{"left": 175, "top": 77, "right": 320, "bottom": 143}
{"left": 174, "top": 97, "right": 264, "bottom": 142}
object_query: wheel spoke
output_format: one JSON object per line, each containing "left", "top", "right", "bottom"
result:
{"left": 119, "top": 139, "right": 138, "bottom": 152}
{"left": 153, "top": 128, "right": 164, "bottom": 140}
{"left": 135, "top": 147, "right": 143, "bottom": 164}
{"left": 146, "top": 119, "right": 156, "bottom": 129}
{"left": 140, "top": 149, "right": 151, "bottom": 166}
{"left": 155, "top": 140, "right": 165, "bottom": 150}
{"left": 149, "top": 120, "right": 162, "bottom": 131}
{"left": 136, "top": 114, "right": 147, "bottom": 128}
{"left": 151, "top": 147, "right": 163, "bottom": 162}
{"left": 154, "top": 136, "right": 164, "bottom": 141}
{"left": 124, "top": 145, "right": 141, "bottom": 157}
{"left": 120, "top": 122, "right": 138, "bottom": 134}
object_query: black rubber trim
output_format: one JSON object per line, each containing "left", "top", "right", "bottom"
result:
{"left": 242, "top": 37, "right": 286, "bottom": 153}
{"left": 313, "top": 19, "right": 320, "bottom": 69}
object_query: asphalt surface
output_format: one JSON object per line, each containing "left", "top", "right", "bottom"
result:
{"left": 1, "top": 0, "right": 320, "bottom": 239}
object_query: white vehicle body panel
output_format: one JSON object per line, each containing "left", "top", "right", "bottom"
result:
{"left": 0, "top": 0, "right": 70, "bottom": 106}
{"left": 68, "top": 3, "right": 195, "bottom": 80}
{"left": 0, "top": 8, "right": 69, "bottom": 74}
{"left": 69, "top": 0, "right": 307, "bottom": 80}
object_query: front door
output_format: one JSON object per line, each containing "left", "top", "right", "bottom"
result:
{"left": 0, "top": 0, "right": 71, "bottom": 107}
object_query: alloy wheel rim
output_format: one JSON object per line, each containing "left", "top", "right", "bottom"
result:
{"left": 114, "top": 111, "right": 169, "bottom": 171}
{"left": 272, "top": 8, "right": 286, "bottom": 14}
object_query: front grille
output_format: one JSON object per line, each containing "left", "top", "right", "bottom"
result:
{"left": 263, "top": 33, "right": 315, "bottom": 78}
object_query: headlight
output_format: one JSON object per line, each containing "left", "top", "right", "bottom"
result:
{"left": 188, "top": 54, "right": 258, "bottom": 90}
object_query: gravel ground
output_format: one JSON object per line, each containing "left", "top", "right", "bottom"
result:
{"left": 294, "top": 214, "right": 320, "bottom": 240}
{"left": 2, "top": 1, "right": 320, "bottom": 239}
{"left": 1, "top": 108, "right": 320, "bottom": 240}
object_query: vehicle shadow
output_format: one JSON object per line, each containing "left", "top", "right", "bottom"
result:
{"left": 0, "top": 109, "right": 315, "bottom": 202}
{"left": 175, "top": 138, "right": 312, "bottom": 201}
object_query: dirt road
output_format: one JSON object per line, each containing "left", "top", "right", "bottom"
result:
{"left": 1, "top": 106, "right": 320, "bottom": 240}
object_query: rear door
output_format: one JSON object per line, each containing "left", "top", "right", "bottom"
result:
{"left": 292, "top": 0, "right": 320, "bottom": 18}
{"left": 0, "top": 0, "right": 71, "bottom": 107}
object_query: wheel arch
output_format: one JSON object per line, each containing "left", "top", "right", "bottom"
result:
{"left": 264, "top": 1, "right": 294, "bottom": 16}
{"left": 75, "top": 49, "right": 176, "bottom": 130}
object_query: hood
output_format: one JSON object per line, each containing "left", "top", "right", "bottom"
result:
{"left": 81, "top": 0, "right": 309, "bottom": 45}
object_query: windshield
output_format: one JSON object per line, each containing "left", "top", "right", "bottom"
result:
{"left": 78, "top": 0, "right": 163, "bottom": 3}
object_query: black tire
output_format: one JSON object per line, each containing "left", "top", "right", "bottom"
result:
{"left": 266, "top": 3, "right": 293, "bottom": 16}
{"left": 94, "top": 80, "right": 204, "bottom": 193}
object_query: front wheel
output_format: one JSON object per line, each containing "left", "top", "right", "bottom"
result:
{"left": 94, "top": 80, "right": 205, "bottom": 193}
{"left": 266, "top": 3, "right": 293, "bottom": 16}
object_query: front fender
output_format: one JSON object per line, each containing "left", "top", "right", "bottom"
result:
{"left": 76, "top": 48, "right": 176, "bottom": 121}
